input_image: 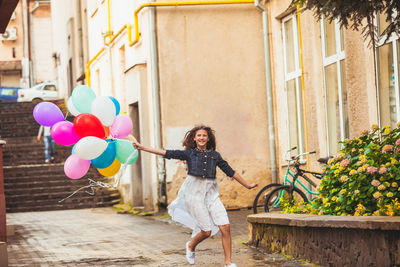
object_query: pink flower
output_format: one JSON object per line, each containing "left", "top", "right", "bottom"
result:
{"left": 396, "top": 139, "right": 400, "bottom": 146}
{"left": 371, "top": 179, "right": 380, "bottom": 187}
{"left": 340, "top": 159, "right": 351, "bottom": 167}
{"left": 382, "top": 145, "right": 394, "bottom": 153}
{"left": 367, "top": 166, "right": 378, "bottom": 174}
{"left": 379, "top": 166, "right": 387, "bottom": 174}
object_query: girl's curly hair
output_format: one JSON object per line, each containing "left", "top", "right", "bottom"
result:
{"left": 182, "top": 125, "right": 216, "bottom": 150}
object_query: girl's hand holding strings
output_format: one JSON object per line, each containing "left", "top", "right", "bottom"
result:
{"left": 126, "top": 135, "right": 141, "bottom": 150}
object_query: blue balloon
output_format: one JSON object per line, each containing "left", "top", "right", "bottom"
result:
{"left": 109, "top": 96, "right": 120, "bottom": 116}
{"left": 71, "top": 144, "right": 77, "bottom": 154}
{"left": 91, "top": 139, "right": 116, "bottom": 168}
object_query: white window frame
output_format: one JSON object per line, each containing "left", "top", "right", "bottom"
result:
{"left": 282, "top": 14, "right": 305, "bottom": 157}
{"left": 375, "top": 11, "right": 400, "bottom": 127}
{"left": 321, "top": 17, "right": 346, "bottom": 155}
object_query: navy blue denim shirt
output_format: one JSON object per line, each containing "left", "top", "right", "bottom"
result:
{"left": 164, "top": 148, "right": 235, "bottom": 179}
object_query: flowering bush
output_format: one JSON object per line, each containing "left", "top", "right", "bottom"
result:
{"left": 310, "top": 124, "right": 400, "bottom": 216}
{"left": 283, "top": 124, "right": 400, "bottom": 216}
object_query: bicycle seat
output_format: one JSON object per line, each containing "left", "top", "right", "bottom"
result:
{"left": 317, "top": 156, "right": 333, "bottom": 164}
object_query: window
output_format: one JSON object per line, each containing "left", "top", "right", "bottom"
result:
{"left": 321, "top": 17, "right": 348, "bottom": 155}
{"left": 376, "top": 13, "right": 400, "bottom": 128}
{"left": 44, "top": 85, "right": 57, "bottom": 91}
{"left": 282, "top": 15, "right": 305, "bottom": 157}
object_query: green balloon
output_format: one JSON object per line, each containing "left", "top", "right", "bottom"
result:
{"left": 116, "top": 139, "right": 139, "bottom": 164}
{"left": 71, "top": 85, "right": 96, "bottom": 114}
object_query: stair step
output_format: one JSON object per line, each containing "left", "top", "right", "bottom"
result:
{"left": 6, "top": 199, "right": 121, "bottom": 213}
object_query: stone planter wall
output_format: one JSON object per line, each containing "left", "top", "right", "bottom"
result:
{"left": 247, "top": 213, "right": 400, "bottom": 267}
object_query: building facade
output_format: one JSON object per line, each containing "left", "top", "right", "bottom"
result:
{"left": 0, "top": 0, "right": 55, "bottom": 89}
{"left": 50, "top": 0, "right": 400, "bottom": 211}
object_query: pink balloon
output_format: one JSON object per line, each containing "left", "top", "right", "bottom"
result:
{"left": 51, "top": 121, "right": 81, "bottom": 146}
{"left": 110, "top": 114, "right": 133, "bottom": 138}
{"left": 64, "top": 154, "right": 90, "bottom": 179}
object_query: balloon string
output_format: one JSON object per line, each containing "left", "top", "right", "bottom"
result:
{"left": 112, "top": 148, "right": 138, "bottom": 187}
{"left": 58, "top": 178, "right": 114, "bottom": 203}
{"left": 59, "top": 148, "right": 138, "bottom": 202}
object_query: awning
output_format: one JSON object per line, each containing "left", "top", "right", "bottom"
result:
{"left": 0, "top": 60, "right": 22, "bottom": 71}
{"left": 0, "top": 0, "right": 19, "bottom": 33}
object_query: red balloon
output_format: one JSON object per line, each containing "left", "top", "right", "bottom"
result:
{"left": 73, "top": 113, "right": 106, "bottom": 138}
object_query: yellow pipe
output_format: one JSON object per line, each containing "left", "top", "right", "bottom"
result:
{"left": 85, "top": 47, "right": 105, "bottom": 87}
{"left": 106, "top": 24, "right": 128, "bottom": 46}
{"left": 130, "top": 0, "right": 254, "bottom": 46}
{"left": 296, "top": 5, "right": 310, "bottom": 171}
{"left": 107, "top": 0, "right": 112, "bottom": 34}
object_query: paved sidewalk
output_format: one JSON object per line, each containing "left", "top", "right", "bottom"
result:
{"left": 6, "top": 208, "right": 316, "bottom": 266}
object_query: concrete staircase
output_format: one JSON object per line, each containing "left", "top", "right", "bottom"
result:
{"left": 0, "top": 101, "right": 121, "bottom": 213}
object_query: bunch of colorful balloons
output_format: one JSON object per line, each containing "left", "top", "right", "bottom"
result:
{"left": 33, "top": 85, "right": 138, "bottom": 179}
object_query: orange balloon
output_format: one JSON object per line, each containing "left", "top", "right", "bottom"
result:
{"left": 104, "top": 126, "right": 110, "bottom": 139}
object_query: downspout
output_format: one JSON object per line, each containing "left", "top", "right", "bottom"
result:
{"left": 76, "top": 0, "right": 85, "bottom": 83}
{"left": 148, "top": 7, "right": 166, "bottom": 207}
{"left": 21, "top": 0, "right": 30, "bottom": 88}
{"left": 254, "top": 0, "right": 277, "bottom": 183}
{"left": 29, "top": 1, "right": 40, "bottom": 86}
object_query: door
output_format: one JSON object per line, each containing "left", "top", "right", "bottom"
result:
{"left": 129, "top": 102, "right": 143, "bottom": 206}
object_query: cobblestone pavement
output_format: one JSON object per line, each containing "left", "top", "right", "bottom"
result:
{"left": 6, "top": 208, "right": 316, "bottom": 266}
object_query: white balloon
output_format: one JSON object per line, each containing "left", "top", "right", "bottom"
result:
{"left": 91, "top": 96, "right": 116, "bottom": 126}
{"left": 75, "top": 136, "right": 107, "bottom": 160}
{"left": 67, "top": 97, "right": 80, "bottom": 117}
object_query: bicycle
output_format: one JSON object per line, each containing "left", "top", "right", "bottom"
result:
{"left": 252, "top": 147, "right": 329, "bottom": 214}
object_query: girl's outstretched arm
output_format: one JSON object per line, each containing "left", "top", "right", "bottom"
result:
{"left": 232, "top": 172, "right": 258, "bottom": 189}
{"left": 125, "top": 135, "right": 166, "bottom": 156}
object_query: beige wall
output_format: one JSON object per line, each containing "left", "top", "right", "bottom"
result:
{"left": 156, "top": 4, "right": 272, "bottom": 208}
{"left": 30, "top": 2, "right": 56, "bottom": 84}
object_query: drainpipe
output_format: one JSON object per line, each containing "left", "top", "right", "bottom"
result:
{"left": 76, "top": 0, "right": 85, "bottom": 83}
{"left": 0, "top": 140, "right": 7, "bottom": 242}
{"left": 148, "top": 7, "right": 166, "bottom": 207}
{"left": 254, "top": 0, "right": 277, "bottom": 183}
{"left": 21, "top": 0, "right": 30, "bottom": 88}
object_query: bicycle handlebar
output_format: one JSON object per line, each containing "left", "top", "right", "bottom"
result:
{"left": 284, "top": 150, "right": 316, "bottom": 162}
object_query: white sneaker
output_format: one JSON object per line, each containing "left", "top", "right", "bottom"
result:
{"left": 225, "top": 263, "right": 237, "bottom": 267}
{"left": 185, "top": 241, "right": 195, "bottom": 265}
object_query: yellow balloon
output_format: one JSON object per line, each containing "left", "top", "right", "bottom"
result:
{"left": 97, "top": 158, "right": 121, "bottom": 177}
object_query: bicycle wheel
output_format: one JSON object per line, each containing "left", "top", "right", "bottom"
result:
{"left": 252, "top": 183, "right": 282, "bottom": 214}
{"left": 264, "top": 185, "right": 309, "bottom": 212}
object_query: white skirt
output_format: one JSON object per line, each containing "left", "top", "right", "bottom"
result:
{"left": 168, "top": 175, "right": 230, "bottom": 238}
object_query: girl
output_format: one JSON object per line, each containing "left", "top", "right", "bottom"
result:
{"left": 128, "top": 125, "right": 257, "bottom": 267}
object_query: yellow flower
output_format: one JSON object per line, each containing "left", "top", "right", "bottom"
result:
{"left": 349, "top": 169, "right": 357, "bottom": 175}
{"left": 386, "top": 211, "right": 395, "bottom": 216}
{"left": 334, "top": 169, "right": 340, "bottom": 175}
{"left": 378, "top": 184, "right": 386, "bottom": 191}
{"left": 387, "top": 192, "right": 394, "bottom": 198}
{"left": 373, "top": 210, "right": 380, "bottom": 216}
{"left": 340, "top": 189, "right": 347, "bottom": 195}
{"left": 354, "top": 211, "right": 360, "bottom": 216}
{"left": 391, "top": 158, "right": 398, "bottom": 164}
{"left": 371, "top": 124, "right": 379, "bottom": 130}
{"left": 392, "top": 182, "right": 398, "bottom": 188}
{"left": 383, "top": 126, "right": 392, "bottom": 134}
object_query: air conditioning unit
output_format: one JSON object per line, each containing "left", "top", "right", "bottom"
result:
{"left": 0, "top": 28, "right": 17, "bottom": 41}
